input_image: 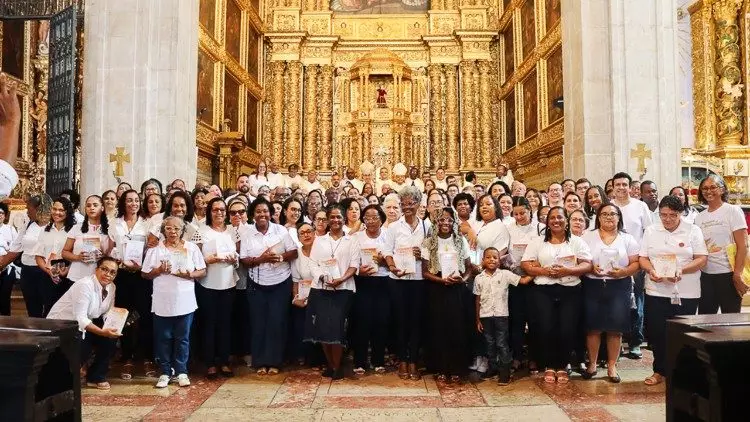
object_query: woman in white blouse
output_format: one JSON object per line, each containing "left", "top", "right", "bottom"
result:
{"left": 142, "top": 216, "right": 207, "bottom": 388}
{"left": 0, "top": 202, "right": 18, "bottom": 315}
{"left": 198, "top": 198, "right": 239, "bottom": 378}
{"left": 148, "top": 191, "right": 202, "bottom": 246}
{"left": 108, "top": 189, "right": 153, "bottom": 379}
{"left": 280, "top": 197, "right": 304, "bottom": 247}
{"left": 341, "top": 197, "right": 362, "bottom": 234}
{"left": 382, "top": 193, "right": 401, "bottom": 228}
{"left": 35, "top": 196, "right": 77, "bottom": 315}
{"left": 239, "top": 198, "right": 298, "bottom": 375}
{"left": 305, "top": 203, "right": 359, "bottom": 380}
{"left": 693, "top": 174, "right": 748, "bottom": 314}
{"left": 580, "top": 204, "right": 640, "bottom": 383}
{"left": 62, "top": 195, "right": 112, "bottom": 283}
{"left": 469, "top": 194, "right": 510, "bottom": 271}
{"left": 669, "top": 186, "right": 699, "bottom": 224}
{"left": 289, "top": 222, "right": 319, "bottom": 367}
{"left": 102, "top": 190, "right": 118, "bottom": 222}
{"left": 639, "top": 196, "right": 707, "bottom": 386}
{"left": 227, "top": 198, "right": 252, "bottom": 366}
{"left": 521, "top": 206, "right": 593, "bottom": 384}
{"left": 351, "top": 205, "right": 391, "bottom": 375}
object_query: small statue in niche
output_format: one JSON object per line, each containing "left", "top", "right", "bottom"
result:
{"left": 376, "top": 85, "right": 387, "bottom": 108}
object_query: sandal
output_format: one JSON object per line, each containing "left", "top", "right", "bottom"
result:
{"left": 398, "top": 362, "right": 409, "bottom": 380}
{"left": 644, "top": 373, "right": 664, "bottom": 386}
{"left": 556, "top": 370, "right": 569, "bottom": 384}
{"left": 256, "top": 367, "right": 268, "bottom": 375}
{"left": 543, "top": 370, "right": 556, "bottom": 383}
{"left": 450, "top": 375, "right": 461, "bottom": 384}
{"left": 120, "top": 362, "right": 134, "bottom": 380}
{"left": 436, "top": 374, "right": 447, "bottom": 382}
{"left": 374, "top": 366, "right": 386, "bottom": 374}
{"left": 408, "top": 363, "right": 421, "bottom": 381}
{"left": 529, "top": 362, "right": 539, "bottom": 375}
{"left": 86, "top": 381, "right": 111, "bottom": 390}
{"left": 353, "top": 367, "right": 366, "bottom": 375}
{"left": 268, "top": 367, "right": 280, "bottom": 375}
{"left": 144, "top": 361, "right": 157, "bottom": 378}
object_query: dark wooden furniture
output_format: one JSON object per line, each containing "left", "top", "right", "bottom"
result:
{"left": 666, "top": 313, "right": 750, "bottom": 422}
{"left": 0, "top": 316, "right": 82, "bottom": 421}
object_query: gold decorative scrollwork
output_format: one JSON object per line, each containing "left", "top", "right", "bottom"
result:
{"left": 713, "top": 0, "right": 744, "bottom": 146}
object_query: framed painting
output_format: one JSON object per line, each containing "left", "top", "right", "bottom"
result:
{"left": 199, "top": 0, "right": 216, "bottom": 37}
{"left": 520, "top": 0, "right": 536, "bottom": 60}
{"left": 247, "top": 27, "right": 259, "bottom": 79}
{"left": 503, "top": 24, "right": 514, "bottom": 83}
{"left": 504, "top": 89, "right": 516, "bottom": 151}
{"left": 1, "top": 21, "right": 26, "bottom": 80}
{"left": 546, "top": 46, "right": 564, "bottom": 124}
{"left": 331, "top": 0, "right": 429, "bottom": 14}
{"left": 246, "top": 95, "right": 258, "bottom": 150}
{"left": 546, "top": 0, "right": 561, "bottom": 32}
{"left": 224, "top": 70, "right": 241, "bottom": 131}
{"left": 225, "top": 0, "right": 242, "bottom": 62}
{"left": 197, "top": 49, "right": 215, "bottom": 127}
{"left": 523, "top": 69, "right": 538, "bottom": 139}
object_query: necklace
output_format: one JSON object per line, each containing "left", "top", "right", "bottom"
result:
{"left": 329, "top": 233, "right": 343, "bottom": 258}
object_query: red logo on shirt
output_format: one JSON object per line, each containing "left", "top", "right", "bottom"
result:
{"left": 679, "top": 242, "right": 685, "bottom": 247}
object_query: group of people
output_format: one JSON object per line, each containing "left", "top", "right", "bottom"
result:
{"left": 0, "top": 157, "right": 747, "bottom": 391}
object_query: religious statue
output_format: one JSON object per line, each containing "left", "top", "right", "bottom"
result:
{"left": 376, "top": 86, "right": 387, "bottom": 108}
{"left": 38, "top": 21, "right": 50, "bottom": 56}
{"left": 30, "top": 91, "right": 48, "bottom": 154}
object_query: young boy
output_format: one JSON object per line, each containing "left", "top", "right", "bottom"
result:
{"left": 474, "top": 247, "right": 531, "bottom": 385}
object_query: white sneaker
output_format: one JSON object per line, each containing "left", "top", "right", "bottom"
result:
{"left": 469, "top": 356, "right": 480, "bottom": 371}
{"left": 476, "top": 357, "right": 489, "bottom": 374}
{"left": 177, "top": 373, "right": 191, "bottom": 387}
{"left": 155, "top": 375, "right": 170, "bottom": 388}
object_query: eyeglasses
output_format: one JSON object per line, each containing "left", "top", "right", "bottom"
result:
{"left": 315, "top": 217, "right": 327, "bottom": 222}
{"left": 98, "top": 267, "right": 117, "bottom": 276}
{"left": 659, "top": 212, "right": 680, "bottom": 219}
{"left": 701, "top": 185, "right": 721, "bottom": 193}
{"left": 298, "top": 229, "right": 314, "bottom": 235}
{"left": 401, "top": 201, "right": 418, "bottom": 208}
{"left": 569, "top": 217, "right": 587, "bottom": 223}
{"left": 600, "top": 212, "right": 619, "bottom": 218}
{"left": 438, "top": 217, "right": 455, "bottom": 224}
{"left": 363, "top": 216, "right": 381, "bottom": 222}
{"left": 229, "top": 210, "right": 246, "bottom": 216}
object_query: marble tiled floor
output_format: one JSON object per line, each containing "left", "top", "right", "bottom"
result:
{"left": 82, "top": 351, "right": 665, "bottom": 422}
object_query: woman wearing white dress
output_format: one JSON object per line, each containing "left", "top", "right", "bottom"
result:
{"left": 62, "top": 195, "right": 111, "bottom": 283}
{"left": 34, "top": 196, "right": 77, "bottom": 315}
{"left": 0, "top": 202, "right": 18, "bottom": 315}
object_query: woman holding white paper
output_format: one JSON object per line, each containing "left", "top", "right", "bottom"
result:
{"left": 34, "top": 196, "right": 77, "bottom": 315}
{"left": 198, "top": 197, "right": 238, "bottom": 378}
{"left": 351, "top": 205, "right": 390, "bottom": 375}
{"left": 421, "top": 207, "right": 473, "bottom": 382}
{"left": 289, "top": 221, "right": 318, "bottom": 366}
{"left": 638, "top": 195, "right": 707, "bottom": 386}
{"left": 62, "top": 195, "right": 112, "bottom": 283}
{"left": 305, "top": 203, "right": 359, "bottom": 380}
{"left": 580, "top": 204, "right": 640, "bottom": 383}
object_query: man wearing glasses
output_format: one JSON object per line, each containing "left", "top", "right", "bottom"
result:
{"left": 47, "top": 257, "right": 122, "bottom": 390}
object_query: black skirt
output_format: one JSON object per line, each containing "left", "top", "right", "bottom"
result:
{"left": 304, "top": 288, "right": 354, "bottom": 345}
{"left": 426, "top": 282, "right": 472, "bottom": 376}
{"left": 582, "top": 276, "right": 631, "bottom": 333}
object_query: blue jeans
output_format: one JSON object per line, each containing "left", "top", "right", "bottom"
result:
{"left": 153, "top": 313, "right": 194, "bottom": 376}
{"left": 629, "top": 270, "right": 645, "bottom": 348}
{"left": 481, "top": 316, "right": 511, "bottom": 371}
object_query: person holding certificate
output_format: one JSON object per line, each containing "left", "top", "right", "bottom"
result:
{"left": 469, "top": 194, "right": 511, "bottom": 273}
{"left": 638, "top": 195, "right": 707, "bottom": 386}
{"left": 47, "top": 256, "right": 121, "bottom": 390}
{"left": 305, "top": 203, "right": 359, "bottom": 380}
{"left": 421, "top": 207, "right": 473, "bottom": 383}
{"left": 239, "top": 198, "right": 298, "bottom": 376}
{"left": 198, "top": 198, "right": 239, "bottom": 379}
{"left": 383, "top": 186, "right": 431, "bottom": 380}
{"left": 351, "top": 205, "right": 390, "bottom": 375}
{"left": 62, "top": 195, "right": 112, "bottom": 283}
{"left": 34, "top": 197, "right": 77, "bottom": 315}
{"left": 289, "top": 222, "right": 319, "bottom": 367}
{"left": 580, "top": 204, "right": 640, "bottom": 383}
{"left": 520, "top": 207, "right": 593, "bottom": 384}
{"left": 142, "top": 216, "right": 207, "bottom": 388}
{"left": 227, "top": 198, "right": 252, "bottom": 367}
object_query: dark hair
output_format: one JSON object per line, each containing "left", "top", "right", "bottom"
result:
{"left": 164, "top": 190, "right": 195, "bottom": 222}
{"left": 339, "top": 197, "right": 361, "bottom": 224}
{"left": 452, "top": 192, "right": 475, "bottom": 211}
{"left": 498, "top": 193, "right": 512, "bottom": 217}
{"left": 249, "top": 197, "right": 272, "bottom": 219}
{"left": 140, "top": 178, "right": 163, "bottom": 196}
{"left": 658, "top": 195, "right": 685, "bottom": 213}
{"left": 465, "top": 171, "right": 477, "bottom": 183}
{"left": 594, "top": 203, "right": 625, "bottom": 232}
{"left": 697, "top": 174, "right": 729, "bottom": 204}
{"left": 237, "top": 173, "right": 250, "bottom": 181}
{"left": 612, "top": 172, "right": 632, "bottom": 184}
{"left": 475, "top": 194, "right": 502, "bottom": 221}
{"left": 325, "top": 202, "right": 346, "bottom": 218}
{"left": 537, "top": 205, "right": 550, "bottom": 222}
{"left": 117, "top": 189, "right": 141, "bottom": 219}
{"left": 669, "top": 186, "right": 691, "bottom": 215}
{"left": 102, "top": 189, "right": 117, "bottom": 202}
{"left": 81, "top": 195, "right": 109, "bottom": 235}
{"left": 512, "top": 196, "right": 531, "bottom": 211}
{"left": 639, "top": 180, "right": 656, "bottom": 192}
{"left": 483, "top": 246, "right": 500, "bottom": 258}
{"left": 524, "top": 188, "right": 540, "bottom": 203}
{"left": 543, "top": 206, "right": 571, "bottom": 242}
{"left": 191, "top": 188, "right": 208, "bottom": 203}
{"left": 116, "top": 182, "right": 132, "bottom": 192}
{"left": 561, "top": 179, "right": 576, "bottom": 188}
{"left": 447, "top": 183, "right": 460, "bottom": 192}
{"left": 60, "top": 189, "right": 80, "bottom": 208}
{"left": 575, "top": 178, "right": 591, "bottom": 188}
{"left": 366, "top": 194, "right": 380, "bottom": 205}
{"left": 280, "top": 197, "right": 304, "bottom": 226}
{"left": 583, "top": 185, "right": 609, "bottom": 218}
{"left": 141, "top": 193, "right": 165, "bottom": 218}
{"left": 46, "top": 196, "right": 76, "bottom": 232}
{"left": 563, "top": 191, "right": 581, "bottom": 210}
{"left": 0, "top": 202, "right": 8, "bottom": 224}
{"left": 96, "top": 256, "right": 119, "bottom": 268}
{"left": 568, "top": 209, "right": 589, "bottom": 231}
{"left": 204, "top": 197, "right": 227, "bottom": 227}
{"left": 488, "top": 180, "right": 510, "bottom": 197}
{"left": 361, "top": 204, "right": 386, "bottom": 224}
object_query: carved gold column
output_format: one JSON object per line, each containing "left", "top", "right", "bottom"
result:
{"left": 304, "top": 65, "right": 318, "bottom": 170}
{"left": 429, "top": 65, "right": 443, "bottom": 169}
{"left": 304, "top": 0, "right": 315, "bottom": 11}
{"left": 445, "top": 65, "right": 459, "bottom": 171}
{"left": 364, "top": 132, "right": 372, "bottom": 162}
{"left": 287, "top": 62, "right": 302, "bottom": 166}
{"left": 400, "top": 133, "right": 409, "bottom": 165}
{"left": 478, "top": 61, "right": 492, "bottom": 168}
{"left": 713, "top": 0, "right": 744, "bottom": 146}
{"left": 461, "top": 61, "right": 477, "bottom": 168}
{"left": 271, "top": 61, "right": 286, "bottom": 166}
{"left": 319, "top": 65, "right": 334, "bottom": 170}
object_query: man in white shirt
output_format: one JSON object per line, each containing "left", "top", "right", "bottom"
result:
{"left": 0, "top": 75, "right": 20, "bottom": 199}
{"left": 547, "top": 182, "right": 564, "bottom": 208}
{"left": 47, "top": 257, "right": 121, "bottom": 389}
{"left": 491, "top": 163, "right": 514, "bottom": 186}
{"left": 330, "top": 172, "right": 342, "bottom": 189}
{"left": 360, "top": 161, "right": 376, "bottom": 193}
{"left": 640, "top": 180, "right": 660, "bottom": 224}
{"left": 284, "top": 164, "right": 304, "bottom": 189}
{"left": 226, "top": 174, "right": 256, "bottom": 203}
{"left": 390, "top": 163, "right": 408, "bottom": 193}
{"left": 611, "top": 172, "right": 653, "bottom": 359}
{"left": 344, "top": 167, "right": 363, "bottom": 192}
{"left": 267, "top": 161, "right": 285, "bottom": 188}
{"left": 434, "top": 167, "right": 448, "bottom": 191}
{"left": 405, "top": 166, "right": 424, "bottom": 191}
{"left": 575, "top": 178, "right": 591, "bottom": 202}
{"left": 300, "top": 169, "right": 323, "bottom": 193}
{"left": 376, "top": 167, "right": 392, "bottom": 196}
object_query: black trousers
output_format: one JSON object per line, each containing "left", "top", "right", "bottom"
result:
{"left": 231, "top": 288, "right": 252, "bottom": 356}
{"left": 114, "top": 269, "right": 153, "bottom": 361}
{"left": 531, "top": 283, "right": 582, "bottom": 369}
{"left": 698, "top": 272, "right": 742, "bottom": 314}
{"left": 248, "top": 278, "right": 291, "bottom": 368}
{"left": 352, "top": 275, "right": 390, "bottom": 368}
{"left": 645, "top": 295, "right": 699, "bottom": 375}
{"left": 196, "top": 283, "right": 234, "bottom": 366}
{"left": 82, "top": 318, "right": 118, "bottom": 383}
{"left": 388, "top": 278, "right": 425, "bottom": 363}
{"left": 508, "top": 283, "right": 530, "bottom": 362}
{"left": 0, "top": 269, "right": 15, "bottom": 315}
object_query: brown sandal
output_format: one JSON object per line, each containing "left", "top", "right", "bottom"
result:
{"left": 408, "top": 363, "right": 421, "bottom": 381}
{"left": 556, "top": 370, "right": 569, "bottom": 384}
{"left": 644, "top": 373, "right": 664, "bottom": 386}
{"left": 543, "top": 370, "right": 556, "bottom": 383}
{"left": 398, "top": 362, "right": 409, "bottom": 380}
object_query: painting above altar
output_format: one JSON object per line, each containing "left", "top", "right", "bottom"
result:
{"left": 331, "top": 0, "right": 429, "bottom": 14}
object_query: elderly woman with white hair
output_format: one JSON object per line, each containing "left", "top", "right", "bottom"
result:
{"left": 382, "top": 193, "right": 401, "bottom": 228}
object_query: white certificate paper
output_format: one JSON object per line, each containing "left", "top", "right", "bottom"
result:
{"left": 123, "top": 240, "right": 145, "bottom": 265}
{"left": 653, "top": 253, "right": 677, "bottom": 278}
{"left": 103, "top": 307, "right": 129, "bottom": 334}
{"left": 297, "top": 279, "right": 312, "bottom": 300}
{"left": 439, "top": 252, "right": 459, "bottom": 277}
{"left": 394, "top": 247, "right": 417, "bottom": 274}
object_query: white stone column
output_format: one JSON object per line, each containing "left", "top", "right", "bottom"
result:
{"left": 562, "top": 0, "right": 681, "bottom": 191}
{"left": 80, "top": 0, "right": 198, "bottom": 196}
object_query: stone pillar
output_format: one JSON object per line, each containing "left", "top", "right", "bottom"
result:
{"left": 81, "top": 0, "right": 198, "bottom": 195}
{"left": 287, "top": 62, "right": 302, "bottom": 167}
{"left": 319, "top": 65, "right": 334, "bottom": 170}
{"left": 445, "top": 65, "right": 460, "bottom": 171}
{"left": 429, "top": 65, "right": 443, "bottom": 169}
{"left": 271, "top": 61, "right": 286, "bottom": 166}
{"left": 461, "top": 61, "right": 477, "bottom": 168}
{"left": 478, "top": 61, "right": 492, "bottom": 168}
{"left": 304, "top": 65, "right": 318, "bottom": 170}
{"left": 562, "top": 0, "right": 680, "bottom": 189}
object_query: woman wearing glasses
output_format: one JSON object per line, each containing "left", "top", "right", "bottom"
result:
{"left": 693, "top": 174, "right": 748, "bottom": 314}
{"left": 227, "top": 199, "right": 252, "bottom": 366}
{"left": 580, "top": 204, "right": 640, "bottom": 383}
